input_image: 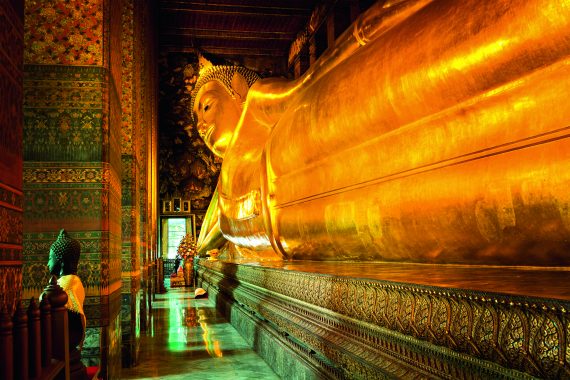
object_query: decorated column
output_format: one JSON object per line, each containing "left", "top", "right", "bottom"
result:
{"left": 120, "top": 0, "right": 159, "bottom": 367}
{"left": 23, "top": 0, "right": 125, "bottom": 377}
{"left": 0, "top": 0, "right": 24, "bottom": 314}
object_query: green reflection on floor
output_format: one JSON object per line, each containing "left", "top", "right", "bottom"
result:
{"left": 121, "top": 286, "right": 279, "bottom": 379}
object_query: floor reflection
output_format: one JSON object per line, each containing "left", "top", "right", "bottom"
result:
{"left": 120, "top": 285, "right": 279, "bottom": 379}
{"left": 197, "top": 309, "right": 223, "bottom": 358}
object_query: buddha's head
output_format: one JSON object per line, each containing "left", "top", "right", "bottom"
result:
{"left": 191, "top": 59, "right": 260, "bottom": 158}
{"left": 48, "top": 229, "right": 81, "bottom": 277}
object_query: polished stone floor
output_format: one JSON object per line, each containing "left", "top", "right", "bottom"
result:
{"left": 120, "top": 284, "right": 279, "bottom": 379}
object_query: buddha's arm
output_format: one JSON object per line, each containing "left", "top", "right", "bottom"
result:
{"left": 197, "top": 188, "right": 225, "bottom": 254}
{"left": 197, "top": 224, "right": 226, "bottom": 255}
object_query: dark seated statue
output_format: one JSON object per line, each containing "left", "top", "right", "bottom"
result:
{"left": 46, "top": 229, "right": 88, "bottom": 379}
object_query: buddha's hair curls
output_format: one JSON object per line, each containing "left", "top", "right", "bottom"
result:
{"left": 190, "top": 65, "right": 260, "bottom": 121}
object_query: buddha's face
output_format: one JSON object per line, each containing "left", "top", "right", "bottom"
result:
{"left": 193, "top": 80, "right": 243, "bottom": 158}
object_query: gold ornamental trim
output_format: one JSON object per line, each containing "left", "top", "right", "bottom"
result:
{"left": 23, "top": 165, "right": 110, "bottom": 184}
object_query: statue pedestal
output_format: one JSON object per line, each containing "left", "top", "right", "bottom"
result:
{"left": 195, "top": 259, "right": 570, "bottom": 379}
{"left": 169, "top": 266, "right": 185, "bottom": 288}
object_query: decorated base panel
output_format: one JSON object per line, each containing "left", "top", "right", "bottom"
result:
{"left": 196, "top": 259, "right": 569, "bottom": 379}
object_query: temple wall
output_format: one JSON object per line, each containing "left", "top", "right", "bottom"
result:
{"left": 157, "top": 52, "right": 221, "bottom": 212}
{"left": 0, "top": 0, "right": 24, "bottom": 314}
{"left": 22, "top": 0, "right": 158, "bottom": 378}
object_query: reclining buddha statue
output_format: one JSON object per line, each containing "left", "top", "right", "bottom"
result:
{"left": 194, "top": 0, "right": 570, "bottom": 266}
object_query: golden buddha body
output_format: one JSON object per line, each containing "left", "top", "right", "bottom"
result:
{"left": 194, "top": 0, "right": 570, "bottom": 266}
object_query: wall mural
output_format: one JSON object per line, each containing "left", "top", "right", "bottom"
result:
{"left": 24, "top": 0, "right": 104, "bottom": 66}
{"left": 158, "top": 52, "right": 222, "bottom": 212}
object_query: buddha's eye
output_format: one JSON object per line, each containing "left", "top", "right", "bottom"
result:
{"left": 204, "top": 104, "right": 210, "bottom": 112}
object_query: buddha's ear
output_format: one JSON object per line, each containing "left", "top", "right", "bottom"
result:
{"left": 231, "top": 72, "right": 249, "bottom": 102}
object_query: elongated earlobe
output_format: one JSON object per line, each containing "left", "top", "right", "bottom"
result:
{"left": 231, "top": 72, "right": 249, "bottom": 103}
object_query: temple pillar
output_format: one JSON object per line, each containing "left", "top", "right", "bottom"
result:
{"left": 137, "top": 0, "right": 159, "bottom": 334}
{"left": 326, "top": 12, "right": 335, "bottom": 48}
{"left": 0, "top": 0, "right": 24, "bottom": 315}
{"left": 120, "top": 0, "right": 140, "bottom": 367}
{"left": 22, "top": 0, "right": 126, "bottom": 378}
{"left": 349, "top": 0, "right": 359, "bottom": 22}
{"left": 293, "top": 46, "right": 310, "bottom": 79}
{"left": 21, "top": 0, "right": 157, "bottom": 374}
{"left": 309, "top": 37, "right": 317, "bottom": 67}
{"left": 286, "top": 1, "right": 335, "bottom": 74}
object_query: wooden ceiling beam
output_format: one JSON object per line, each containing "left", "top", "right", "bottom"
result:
{"left": 160, "top": 45, "right": 287, "bottom": 57}
{"left": 160, "top": 28, "right": 295, "bottom": 41}
{"left": 159, "top": 5, "right": 310, "bottom": 18}
{"left": 159, "top": 1, "right": 313, "bottom": 14}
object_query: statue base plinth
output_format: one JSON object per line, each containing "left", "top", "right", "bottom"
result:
{"left": 169, "top": 266, "right": 186, "bottom": 288}
{"left": 195, "top": 259, "right": 570, "bottom": 379}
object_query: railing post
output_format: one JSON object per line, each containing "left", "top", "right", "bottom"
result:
{"left": 0, "top": 307, "right": 13, "bottom": 380}
{"left": 42, "top": 275, "right": 70, "bottom": 380}
{"left": 40, "top": 296, "right": 52, "bottom": 369}
{"left": 28, "top": 297, "right": 42, "bottom": 379}
{"left": 13, "top": 300, "right": 29, "bottom": 380}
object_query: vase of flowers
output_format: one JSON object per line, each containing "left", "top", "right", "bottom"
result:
{"left": 177, "top": 234, "right": 197, "bottom": 286}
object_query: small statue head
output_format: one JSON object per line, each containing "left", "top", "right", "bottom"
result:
{"left": 48, "top": 229, "right": 81, "bottom": 277}
{"left": 191, "top": 55, "right": 260, "bottom": 158}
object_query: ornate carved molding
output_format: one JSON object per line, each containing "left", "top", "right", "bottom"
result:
{"left": 197, "top": 260, "right": 569, "bottom": 379}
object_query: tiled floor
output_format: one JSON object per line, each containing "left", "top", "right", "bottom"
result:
{"left": 121, "top": 284, "right": 279, "bottom": 379}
